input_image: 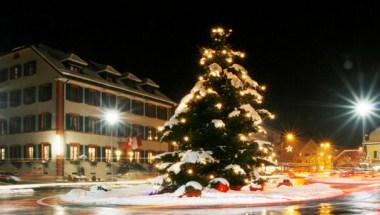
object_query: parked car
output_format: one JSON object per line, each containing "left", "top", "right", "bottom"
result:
{"left": 0, "top": 172, "right": 21, "bottom": 183}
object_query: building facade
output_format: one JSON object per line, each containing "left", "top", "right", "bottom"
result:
{"left": 364, "top": 127, "right": 380, "bottom": 167}
{"left": 0, "top": 44, "right": 176, "bottom": 180}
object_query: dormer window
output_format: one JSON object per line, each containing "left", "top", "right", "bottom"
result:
{"left": 120, "top": 73, "right": 142, "bottom": 89}
{"left": 140, "top": 78, "right": 160, "bottom": 94}
{"left": 69, "top": 65, "right": 82, "bottom": 73}
{"left": 96, "top": 65, "right": 121, "bottom": 83}
{"left": 61, "top": 53, "right": 88, "bottom": 74}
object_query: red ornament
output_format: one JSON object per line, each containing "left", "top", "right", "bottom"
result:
{"left": 250, "top": 184, "right": 264, "bottom": 191}
{"left": 216, "top": 183, "right": 229, "bottom": 192}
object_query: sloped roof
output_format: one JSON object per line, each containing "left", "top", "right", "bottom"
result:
{"left": 29, "top": 44, "right": 175, "bottom": 105}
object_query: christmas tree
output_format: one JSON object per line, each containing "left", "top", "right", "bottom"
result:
{"left": 155, "top": 27, "right": 276, "bottom": 190}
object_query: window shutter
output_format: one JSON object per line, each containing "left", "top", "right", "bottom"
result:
{"left": 24, "top": 145, "right": 27, "bottom": 159}
{"left": 79, "top": 116, "right": 84, "bottom": 132}
{"left": 48, "top": 145, "right": 52, "bottom": 160}
{"left": 46, "top": 113, "right": 52, "bottom": 130}
{"left": 78, "top": 87, "right": 83, "bottom": 103}
{"left": 66, "top": 84, "right": 71, "bottom": 100}
{"left": 65, "top": 114, "right": 71, "bottom": 130}
{"left": 96, "top": 146, "right": 101, "bottom": 161}
{"left": 79, "top": 144, "right": 84, "bottom": 157}
{"left": 84, "top": 117, "right": 89, "bottom": 132}
{"left": 65, "top": 144, "right": 70, "bottom": 160}
{"left": 84, "top": 145, "right": 89, "bottom": 157}
{"left": 36, "top": 144, "right": 41, "bottom": 160}
{"left": 33, "top": 145, "right": 37, "bottom": 160}
{"left": 101, "top": 147, "right": 105, "bottom": 162}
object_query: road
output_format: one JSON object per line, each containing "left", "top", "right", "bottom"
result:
{"left": 0, "top": 183, "right": 379, "bottom": 214}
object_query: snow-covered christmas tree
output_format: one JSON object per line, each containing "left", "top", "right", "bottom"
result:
{"left": 155, "top": 27, "right": 276, "bottom": 191}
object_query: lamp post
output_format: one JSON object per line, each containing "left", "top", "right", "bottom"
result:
{"left": 354, "top": 100, "right": 374, "bottom": 164}
{"left": 104, "top": 110, "right": 120, "bottom": 181}
{"left": 280, "top": 132, "right": 295, "bottom": 171}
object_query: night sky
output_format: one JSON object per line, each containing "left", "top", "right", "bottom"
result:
{"left": 2, "top": 1, "right": 380, "bottom": 148}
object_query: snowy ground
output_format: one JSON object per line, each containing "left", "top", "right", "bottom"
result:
{"left": 0, "top": 188, "right": 34, "bottom": 198}
{"left": 307, "top": 176, "right": 380, "bottom": 184}
{"left": 60, "top": 183, "right": 343, "bottom": 208}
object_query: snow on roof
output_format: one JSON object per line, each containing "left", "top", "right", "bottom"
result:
{"left": 119, "top": 72, "right": 143, "bottom": 82}
{"left": 224, "top": 164, "right": 246, "bottom": 175}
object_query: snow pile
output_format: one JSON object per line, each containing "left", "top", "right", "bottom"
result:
{"left": 90, "top": 184, "right": 111, "bottom": 192}
{"left": 60, "top": 183, "right": 343, "bottom": 207}
{"left": 224, "top": 164, "right": 246, "bottom": 175}
{"left": 211, "top": 119, "right": 225, "bottom": 128}
{"left": 156, "top": 162, "right": 172, "bottom": 170}
{"left": 231, "top": 64, "right": 259, "bottom": 88}
{"left": 158, "top": 150, "right": 217, "bottom": 174}
{"left": 209, "top": 178, "right": 230, "bottom": 186}
{"left": 307, "top": 176, "right": 380, "bottom": 184}
{"left": 0, "top": 188, "right": 34, "bottom": 197}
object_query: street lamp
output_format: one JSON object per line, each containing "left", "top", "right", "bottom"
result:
{"left": 280, "top": 132, "right": 296, "bottom": 171}
{"left": 104, "top": 109, "right": 120, "bottom": 181}
{"left": 354, "top": 100, "right": 374, "bottom": 163}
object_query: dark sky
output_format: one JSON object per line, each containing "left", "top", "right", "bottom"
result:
{"left": 2, "top": 1, "right": 380, "bottom": 148}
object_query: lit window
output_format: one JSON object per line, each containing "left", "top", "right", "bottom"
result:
{"left": 42, "top": 144, "right": 50, "bottom": 161}
{"left": 147, "top": 152, "right": 154, "bottom": 164}
{"left": 26, "top": 145, "right": 34, "bottom": 160}
{"left": 70, "top": 144, "right": 79, "bottom": 161}
{"left": 0, "top": 147, "right": 5, "bottom": 160}
{"left": 10, "top": 64, "right": 22, "bottom": 80}
{"left": 134, "top": 151, "right": 140, "bottom": 163}
{"left": 105, "top": 148, "right": 112, "bottom": 162}
{"left": 88, "top": 146, "right": 96, "bottom": 162}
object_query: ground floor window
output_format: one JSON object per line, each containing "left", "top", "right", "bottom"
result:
{"left": 105, "top": 148, "right": 112, "bottom": 162}
{"left": 134, "top": 151, "right": 140, "bottom": 163}
{"left": 147, "top": 152, "right": 154, "bottom": 164}
{"left": 25, "top": 145, "right": 34, "bottom": 160}
{"left": 70, "top": 144, "right": 79, "bottom": 161}
{"left": 0, "top": 147, "right": 5, "bottom": 160}
{"left": 42, "top": 144, "right": 50, "bottom": 161}
{"left": 88, "top": 146, "right": 96, "bottom": 162}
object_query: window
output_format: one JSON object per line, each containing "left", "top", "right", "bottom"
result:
{"left": 374, "top": 151, "right": 378, "bottom": 159}
{"left": 0, "top": 119, "right": 7, "bottom": 135}
{"left": 69, "top": 65, "right": 82, "bottom": 73}
{"left": 9, "top": 117, "right": 21, "bottom": 134}
{"left": 147, "top": 152, "right": 154, "bottom": 164}
{"left": 131, "top": 100, "right": 144, "bottom": 115}
{"left": 145, "top": 103, "right": 156, "bottom": 118}
{"left": 39, "top": 83, "right": 52, "bottom": 102}
{"left": 9, "top": 64, "right": 22, "bottom": 80}
{"left": 101, "top": 93, "right": 116, "bottom": 108}
{"left": 88, "top": 146, "right": 96, "bottom": 162}
{"left": 10, "top": 90, "right": 21, "bottom": 107}
{"left": 66, "top": 114, "right": 83, "bottom": 132}
{"left": 85, "top": 88, "right": 100, "bottom": 106}
{"left": 38, "top": 112, "right": 52, "bottom": 130}
{"left": 41, "top": 144, "right": 50, "bottom": 161}
{"left": 134, "top": 151, "right": 140, "bottom": 163}
{"left": 0, "top": 68, "right": 8, "bottom": 83}
{"left": 0, "top": 92, "right": 8, "bottom": 109}
{"left": 0, "top": 147, "right": 5, "bottom": 161}
{"left": 132, "top": 124, "right": 144, "bottom": 137}
{"left": 23, "top": 61, "right": 36, "bottom": 76}
{"left": 157, "top": 106, "right": 168, "bottom": 120}
{"left": 23, "top": 115, "right": 36, "bottom": 132}
{"left": 25, "top": 145, "right": 34, "bottom": 160}
{"left": 10, "top": 146, "right": 22, "bottom": 162}
{"left": 66, "top": 84, "right": 83, "bottom": 103}
{"left": 145, "top": 127, "right": 157, "bottom": 141}
{"left": 23, "top": 86, "right": 36, "bottom": 105}
{"left": 70, "top": 144, "right": 80, "bottom": 161}
{"left": 118, "top": 97, "right": 130, "bottom": 112}
{"left": 105, "top": 147, "right": 112, "bottom": 162}
{"left": 85, "top": 117, "right": 99, "bottom": 133}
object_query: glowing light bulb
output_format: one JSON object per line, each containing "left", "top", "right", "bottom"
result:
{"left": 172, "top": 141, "right": 177, "bottom": 146}
{"left": 209, "top": 174, "right": 215, "bottom": 179}
{"left": 198, "top": 76, "right": 204, "bottom": 81}
{"left": 207, "top": 53, "right": 213, "bottom": 58}
{"left": 240, "top": 135, "right": 247, "bottom": 141}
{"left": 187, "top": 169, "right": 193, "bottom": 175}
{"left": 157, "top": 126, "right": 164, "bottom": 131}
{"left": 165, "top": 177, "right": 172, "bottom": 183}
{"left": 222, "top": 50, "right": 227, "bottom": 54}
{"left": 226, "top": 57, "right": 233, "bottom": 63}
{"left": 244, "top": 178, "right": 250, "bottom": 184}
{"left": 183, "top": 136, "right": 190, "bottom": 142}
{"left": 269, "top": 114, "right": 275, "bottom": 119}
{"left": 240, "top": 53, "right": 245, "bottom": 58}
{"left": 180, "top": 118, "right": 187, "bottom": 123}
{"left": 261, "top": 85, "right": 266, "bottom": 91}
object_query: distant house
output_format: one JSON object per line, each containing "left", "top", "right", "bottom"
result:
{"left": 363, "top": 127, "right": 380, "bottom": 167}
{"left": 334, "top": 149, "right": 365, "bottom": 168}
